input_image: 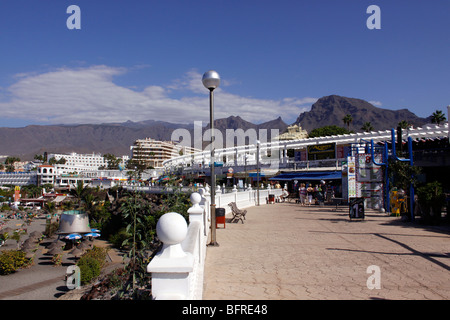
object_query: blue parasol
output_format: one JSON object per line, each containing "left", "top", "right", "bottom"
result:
{"left": 83, "top": 232, "right": 100, "bottom": 238}
{"left": 64, "top": 233, "right": 82, "bottom": 240}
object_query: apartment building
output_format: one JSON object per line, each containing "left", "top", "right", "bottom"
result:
{"left": 37, "top": 165, "right": 57, "bottom": 185}
{"left": 35, "top": 153, "right": 129, "bottom": 188}
{"left": 276, "top": 124, "right": 309, "bottom": 140}
{"left": 0, "top": 172, "right": 38, "bottom": 186}
{"left": 48, "top": 152, "right": 107, "bottom": 169}
{"left": 130, "top": 138, "right": 201, "bottom": 169}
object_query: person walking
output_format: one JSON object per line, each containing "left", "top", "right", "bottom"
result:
{"left": 299, "top": 183, "right": 307, "bottom": 206}
{"left": 306, "top": 184, "right": 314, "bottom": 206}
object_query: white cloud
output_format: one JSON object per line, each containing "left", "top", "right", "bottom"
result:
{"left": 369, "top": 100, "right": 382, "bottom": 107}
{"left": 0, "top": 65, "right": 317, "bottom": 125}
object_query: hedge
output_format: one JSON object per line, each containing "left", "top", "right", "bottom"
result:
{"left": 0, "top": 250, "right": 29, "bottom": 275}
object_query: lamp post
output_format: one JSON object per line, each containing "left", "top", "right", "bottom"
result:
{"left": 244, "top": 153, "right": 248, "bottom": 188}
{"left": 202, "top": 70, "right": 220, "bottom": 247}
{"left": 256, "top": 140, "right": 260, "bottom": 206}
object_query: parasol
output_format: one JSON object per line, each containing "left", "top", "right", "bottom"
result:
{"left": 29, "top": 231, "right": 42, "bottom": 239}
{"left": 47, "top": 246, "right": 64, "bottom": 255}
{"left": 47, "top": 240, "right": 65, "bottom": 249}
{"left": 1, "top": 227, "right": 14, "bottom": 235}
{"left": 78, "top": 241, "right": 93, "bottom": 250}
{"left": 69, "top": 246, "right": 85, "bottom": 258}
{"left": 83, "top": 232, "right": 100, "bottom": 238}
{"left": 21, "top": 240, "right": 36, "bottom": 250}
{"left": 64, "top": 233, "right": 82, "bottom": 240}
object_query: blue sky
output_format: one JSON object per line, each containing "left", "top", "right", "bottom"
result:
{"left": 0, "top": 0, "right": 448, "bottom": 128}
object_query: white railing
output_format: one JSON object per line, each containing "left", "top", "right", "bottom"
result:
{"left": 146, "top": 187, "right": 283, "bottom": 300}
{"left": 163, "top": 123, "right": 449, "bottom": 170}
{"left": 215, "top": 186, "right": 283, "bottom": 214}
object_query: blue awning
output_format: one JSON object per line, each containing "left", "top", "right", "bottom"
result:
{"left": 248, "top": 172, "right": 266, "bottom": 177}
{"left": 269, "top": 171, "right": 342, "bottom": 181}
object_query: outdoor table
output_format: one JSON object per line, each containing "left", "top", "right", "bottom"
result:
{"left": 332, "top": 197, "right": 343, "bottom": 211}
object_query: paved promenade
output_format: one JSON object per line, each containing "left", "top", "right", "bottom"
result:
{"left": 203, "top": 202, "right": 450, "bottom": 300}
{"left": 0, "top": 216, "right": 124, "bottom": 300}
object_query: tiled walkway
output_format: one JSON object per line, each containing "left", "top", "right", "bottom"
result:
{"left": 203, "top": 202, "right": 450, "bottom": 300}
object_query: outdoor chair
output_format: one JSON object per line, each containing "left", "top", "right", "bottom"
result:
{"left": 286, "top": 193, "right": 299, "bottom": 203}
{"left": 228, "top": 202, "right": 247, "bottom": 224}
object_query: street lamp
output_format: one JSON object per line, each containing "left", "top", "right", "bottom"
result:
{"left": 244, "top": 153, "right": 248, "bottom": 188}
{"left": 202, "top": 70, "right": 220, "bottom": 247}
{"left": 256, "top": 140, "right": 260, "bottom": 206}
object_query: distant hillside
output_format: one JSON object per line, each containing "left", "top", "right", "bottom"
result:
{"left": 0, "top": 122, "right": 191, "bottom": 160}
{"left": 198, "top": 115, "right": 288, "bottom": 149}
{"left": 0, "top": 116, "right": 288, "bottom": 160}
{"left": 0, "top": 95, "right": 430, "bottom": 160}
{"left": 295, "top": 95, "right": 429, "bottom": 132}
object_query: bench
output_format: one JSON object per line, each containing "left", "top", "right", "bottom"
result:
{"left": 286, "top": 193, "right": 299, "bottom": 203}
{"left": 228, "top": 202, "right": 247, "bottom": 224}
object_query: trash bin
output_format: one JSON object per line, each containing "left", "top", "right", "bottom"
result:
{"left": 268, "top": 194, "right": 275, "bottom": 204}
{"left": 215, "top": 207, "right": 226, "bottom": 228}
{"left": 349, "top": 197, "right": 365, "bottom": 219}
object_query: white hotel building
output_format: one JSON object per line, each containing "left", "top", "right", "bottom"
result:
{"left": 36, "top": 153, "right": 130, "bottom": 188}
{"left": 2, "top": 139, "right": 198, "bottom": 188}
{"left": 49, "top": 152, "right": 111, "bottom": 169}
{"left": 130, "top": 138, "right": 201, "bottom": 169}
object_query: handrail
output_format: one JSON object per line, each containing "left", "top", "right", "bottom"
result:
{"left": 389, "top": 129, "right": 415, "bottom": 221}
{"left": 370, "top": 140, "right": 387, "bottom": 166}
{"left": 163, "top": 123, "right": 447, "bottom": 169}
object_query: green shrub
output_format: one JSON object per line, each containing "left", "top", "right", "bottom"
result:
{"left": 76, "top": 246, "right": 108, "bottom": 284}
{"left": 0, "top": 250, "right": 28, "bottom": 275}
{"left": 109, "top": 228, "right": 129, "bottom": 249}
{"left": 44, "top": 221, "right": 59, "bottom": 238}
{"left": 83, "top": 246, "right": 108, "bottom": 268}
{"left": 417, "top": 181, "right": 446, "bottom": 223}
{"left": 77, "top": 257, "right": 101, "bottom": 285}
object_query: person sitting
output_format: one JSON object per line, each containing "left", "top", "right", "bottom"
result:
{"left": 281, "top": 188, "right": 289, "bottom": 201}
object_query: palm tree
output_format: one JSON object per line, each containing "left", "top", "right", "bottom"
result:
{"left": 361, "top": 122, "right": 374, "bottom": 132}
{"left": 70, "top": 180, "right": 89, "bottom": 209}
{"left": 431, "top": 110, "right": 446, "bottom": 125}
{"left": 22, "top": 185, "right": 42, "bottom": 198}
{"left": 342, "top": 114, "right": 353, "bottom": 131}
{"left": 398, "top": 120, "right": 411, "bottom": 129}
{"left": 44, "top": 201, "right": 56, "bottom": 214}
{"left": 82, "top": 192, "right": 97, "bottom": 214}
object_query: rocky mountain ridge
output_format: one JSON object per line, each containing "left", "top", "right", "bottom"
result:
{"left": 295, "top": 95, "right": 429, "bottom": 132}
{"left": 0, "top": 95, "right": 430, "bottom": 160}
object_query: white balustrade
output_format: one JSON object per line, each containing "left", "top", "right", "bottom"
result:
{"left": 147, "top": 187, "right": 283, "bottom": 299}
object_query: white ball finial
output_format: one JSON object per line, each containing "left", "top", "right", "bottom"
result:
{"left": 156, "top": 212, "right": 187, "bottom": 245}
{"left": 190, "top": 192, "right": 202, "bottom": 206}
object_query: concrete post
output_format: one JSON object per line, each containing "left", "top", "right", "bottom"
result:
{"left": 147, "top": 212, "right": 194, "bottom": 300}
{"left": 188, "top": 192, "right": 204, "bottom": 227}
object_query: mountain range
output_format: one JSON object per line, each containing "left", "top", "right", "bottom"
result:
{"left": 0, "top": 95, "right": 430, "bottom": 160}
{"left": 295, "top": 95, "right": 429, "bottom": 132}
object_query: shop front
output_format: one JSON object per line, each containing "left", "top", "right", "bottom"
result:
{"left": 269, "top": 171, "right": 343, "bottom": 199}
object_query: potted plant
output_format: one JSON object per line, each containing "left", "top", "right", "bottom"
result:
{"left": 417, "top": 181, "right": 446, "bottom": 224}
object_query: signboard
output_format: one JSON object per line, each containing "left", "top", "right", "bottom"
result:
{"left": 355, "top": 153, "right": 384, "bottom": 209}
{"left": 308, "top": 143, "right": 335, "bottom": 154}
{"left": 356, "top": 154, "right": 383, "bottom": 182}
{"left": 308, "top": 143, "right": 336, "bottom": 160}
{"left": 14, "top": 186, "right": 21, "bottom": 202}
{"left": 347, "top": 156, "right": 356, "bottom": 199}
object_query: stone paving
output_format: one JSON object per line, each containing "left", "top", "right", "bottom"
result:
{"left": 0, "top": 217, "right": 124, "bottom": 300}
{"left": 202, "top": 202, "right": 450, "bottom": 300}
